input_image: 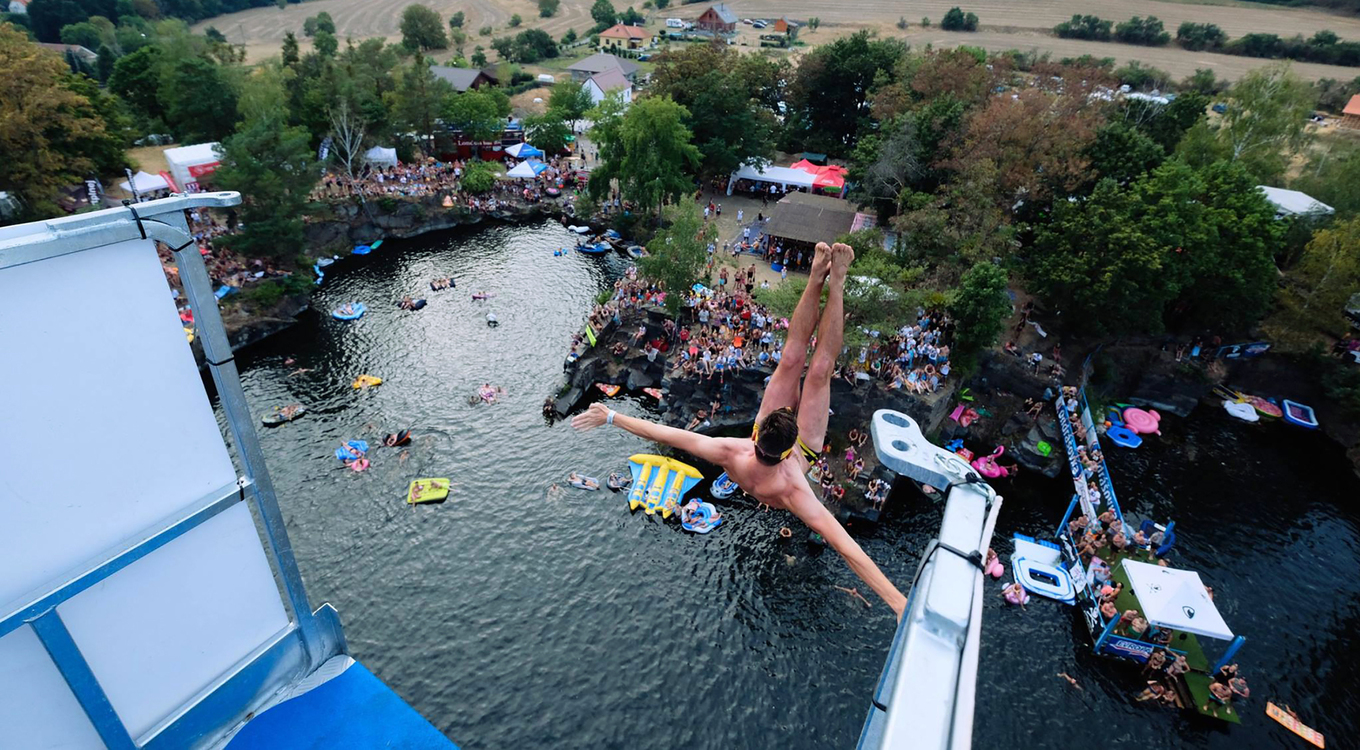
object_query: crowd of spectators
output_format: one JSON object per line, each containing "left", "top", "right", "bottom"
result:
{"left": 310, "top": 155, "right": 581, "bottom": 209}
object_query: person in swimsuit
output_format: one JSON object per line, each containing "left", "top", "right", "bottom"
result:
{"left": 573, "top": 243, "right": 907, "bottom": 617}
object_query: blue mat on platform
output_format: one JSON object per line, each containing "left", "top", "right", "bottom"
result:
{"left": 226, "top": 661, "right": 455, "bottom": 750}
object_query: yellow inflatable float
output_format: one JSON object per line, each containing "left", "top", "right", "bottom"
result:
{"left": 626, "top": 454, "right": 703, "bottom": 518}
{"left": 407, "top": 478, "right": 449, "bottom": 505}
{"left": 353, "top": 374, "right": 383, "bottom": 389}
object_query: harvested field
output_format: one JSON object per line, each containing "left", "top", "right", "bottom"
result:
{"left": 198, "top": 0, "right": 1360, "bottom": 81}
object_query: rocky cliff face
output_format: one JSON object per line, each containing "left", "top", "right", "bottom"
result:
{"left": 303, "top": 197, "right": 560, "bottom": 252}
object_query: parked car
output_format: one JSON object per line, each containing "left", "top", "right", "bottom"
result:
{"left": 665, "top": 18, "right": 684, "bottom": 28}
{"left": 752, "top": 20, "right": 768, "bottom": 29}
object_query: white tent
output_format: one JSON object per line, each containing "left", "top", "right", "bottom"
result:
{"left": 726, "top": 163, "right": 816, "bottom": 195}
{"left": 364, "top": 146, "right": 398, "bottom": 167}
{"left": 1258, "top": 185, "right": 1334, "bottom": 217}
{"left": 118, "top": 171, "right": 170, "bottom": 195}
{"left": 506, "top": 160, "right": 547, "bottom": 179}
{"left": 163, "top": 142, "right": 221, "bottom": 191}
{"left": 1122, "top": 560, "right": 1233, "bottom": 640}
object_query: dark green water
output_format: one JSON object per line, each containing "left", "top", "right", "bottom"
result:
{"left": 220, "top": 220, "right": 1360, "bottom": 749}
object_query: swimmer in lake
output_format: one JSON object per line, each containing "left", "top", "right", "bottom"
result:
{"left": 574, "top": 243, "right": 907, "bottom": 618}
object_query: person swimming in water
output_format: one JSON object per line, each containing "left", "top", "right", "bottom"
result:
{"left": 573, "top": 243, "right": 907, "bottom": 617}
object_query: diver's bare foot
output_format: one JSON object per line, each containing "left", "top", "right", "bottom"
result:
{"left": 811, "top": 242, "right": 832, "bottom": 282}
{"left": 831, "top": 242, "right": 855, "bottom": 273}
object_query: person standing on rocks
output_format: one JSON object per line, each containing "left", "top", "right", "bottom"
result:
{"left": 573, "top": 243, "right": 907, "bottom": 617}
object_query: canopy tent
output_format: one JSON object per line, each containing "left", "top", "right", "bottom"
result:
{"left": 1122, "top": 560, "right": 1233, "bottom": 640}
{"left": 1258, "top": 185, "right": 1335, "bottom": 217}
{"left": 364, "top": 146, "right": 398, "bottom": 167}
{"left": 506, "top": 160, "right": 547, "bottom": 178}
{"left": 163, "top": 142, "right": 221, "bottom": 191}
{"left": 505, "top": 142, "right": 543, "bottom": 159}
{"left": 119, "top": 170, "right": 170, "bottom": 195}
{"left": 726, "top": 163, "right": 815, "bottom": 195}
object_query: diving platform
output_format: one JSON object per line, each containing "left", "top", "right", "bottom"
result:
{"left": 0, "top": 197, "right": 457, "bottom": 749}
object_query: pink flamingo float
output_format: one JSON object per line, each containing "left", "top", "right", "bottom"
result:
{"left": 971, "top": 446, "right": 1012, "bottom": 478}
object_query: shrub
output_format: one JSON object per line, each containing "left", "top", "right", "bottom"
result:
{"left": 1054, "top": 14, "right": 1112, "bottom": 41}
{"left": 539, "top": 0, "right": 560, "bottom": 17}
{"left": 462, "top": 160, "right": 498, "bottom": 193}
{"left": 478, "top": 25, "right": 493, "bottom": 36}
{"left": 1114, "top": 60, "right": 1172, "bottom": 89}
{"left": 1176, "top": 21, "right": 1226, "bottom": 51}
{"left": 941, "top": 7, "right": 978, "bottom": 31}
{"left": 509, "top": 13, "right": 522, "bottom": 27}
{"left": 1114, "top": 15, "right": 1170, "bottom": 46}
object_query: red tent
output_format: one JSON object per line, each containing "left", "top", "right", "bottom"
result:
{"left": 789, "top": 161, "right": 846, "bottom": 192}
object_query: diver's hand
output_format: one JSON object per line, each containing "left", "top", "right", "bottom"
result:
{"left": 572, "top": 403, "right": 610, "bottom": 431}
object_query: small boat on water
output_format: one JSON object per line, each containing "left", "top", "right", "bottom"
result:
{"left": 1281, "top": 399, "right": 1319, "bottom": 429}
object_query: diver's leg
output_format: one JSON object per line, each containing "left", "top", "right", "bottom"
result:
{"left": 757, "top": 242, "right": 831, "bottom": 423}
{"left": 797, "top": 243, "right": 853, "bottom": 450}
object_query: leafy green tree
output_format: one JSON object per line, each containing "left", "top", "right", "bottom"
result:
{"left": 782, "top": 31, "right": 905, "bottom": 156}
{"left": 470, "top": 46, "right": 486, "bottom": 67}
{"left": 108, "top": 44, "right": 164, "bottom": 122}
{"left": 949, "top": 262, "right": 1011, "bottom": 369}
{"left": 1113, "top": 16, "right": 1169, "bottom": 46}
{"left": 444, "top": 87, "right": 506, "bottom": 154}
{"left": 548, "top": 79, "right": 592, "bottom": 121}
{"left": 648, "top": 43, "right": 784, "bottom": 179}
{"left": 510, "top": 28, "right": 557, "bottom": 62}
{"left": 508, "top": 13, "right": 521, "bottom": 27}
{"left": 448, "top": 10, "right": 464, "bottom": 28}
{"left": 59, "top": 19, "right": 103, "bottom": 48}
{"left": 1268, "top": 217, "right": 1360, "bottom": 341}
{"left": 400, "top": 4, "right": 448, "bottom": 50}
{"left": 1125, "top": 91, "right": 1207, "bottom": 152}
{"left": 641, "top": 201, "right": 715, "bottom": 314}
{"left": 525, "top": 112, "right": 570, "bottom": 154}
{"left": 1085, "top": 120, "right": 1165, "bottom": 184}
{"left": 313, "top": 28, "right": 337, "bottom": 57}
{"left": 461, "top": 159, "right": 497, "bottom": 193}
{"left": 1178, "top": 63, "right": 1314, "bottom": 183}
{"left": 561, "top": 28, "right": 577, "bottom": 45}
{"left": 448, "top": 26, "right": 466, "bottom": 56}
{"left": 940, "top": 7, "right": 977, "bottom": 32}
{"left": 590, "top": 0, "right": 615, "bottom": 29}
{"left": 214, "top": 112, "right": 317, "bottom": 258}
{"left": 281, "top": 30, "right": 299, "bottom": 65}
{"left": 0, "top": 26, "right": 117, "bottom": 220}
{"left": 160, "top": 56, "right": 237, "bottom": 142}
{"left": 1176, "top": 21, "right": 1226, "bottom": 51}
{"left": 1054, "top": 14, "right": 1111, "bottom": 41}
{"left": 590, "top": 94, "right": 699, "bottom": 217}
{"left": 385, "top": 55, "right": 454, "bottom": 152}
{"left": 538, "top": 0, "right": 559, "bottom": 16}
{"left": 1294, "top": 145, "right": 1360, "bottom": 218}
{"left": 619, "top": 5, "right": 643, "bottom": 24}
{"left": 313, "top": 11, "right": 334, "bottom": 34}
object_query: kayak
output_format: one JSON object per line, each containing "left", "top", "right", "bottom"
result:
{"left": 261, "top": 406, "right": 306, "bottom": 426}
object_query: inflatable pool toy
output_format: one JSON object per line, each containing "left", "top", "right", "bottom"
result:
{"left": 317, "top": 257, "right": 335, "bottom": 268}
{"left": 352, "top": 374, "right": 383, "bottom": 389}
{"left": 643, "top": 387, "right": 663, "bottom": 400}
{"left": 486, "top": 312, "right": 499, "bottom": 327}
{"left": 949, "top": 403, "right": 979, "bottom": 427}
{"left": 606, "top": 472, "right": 631, "bottom": 492}
{"left": 680, "top": 500, "right": 723, "bottom": 534}
{"left": 987, "top": 559, "right": 1004, "bottom": 578}
{"left": 347, "top": 458, "right": 369, "bottom": 472}
{"left": 332, "top": 302, "right": 366, "bottom": 321}
{"left": 1101, "top": 409, "right": 1142, "bottom": 448}
{"left": 351, "top": 244, "right": 371, "bottom": 255}
{"left": 1003, "top": 583, "right": 1030, "bottom": 606}
{"left": 568, "top": 474, "right": 600, "bottom": 490}
{"left": 471, "top": 292, "right": 494, "bottom": 300}
{"left": 944, "top": 439, "right": 975, "bottom": 462}
{"left": 1035, "top": 441, "right": 1053, "bottom": 457}
{"left": 1223, "top": 400, "right": 1259, "bottom": 422}
{"left": 335, "top": 440, "right": 369, "bottom": 461}
{"left": 370, "top": 240, "right": 383, "bottom": 251}
{"left": 1011, "top": 534, "right": 1075, "bottom": 604}
{"left": 1282, "top": 399, "right": 1319, "bottom": 429}
{"left": 577, "top": 243, "right": 610, "bottom": 255}
{"left": 261, "top": 405, "right": 305, "bottom": 427}
{"left": 1266, "top": 702, "right": 1325, "bottom": 748}
{"left": 407, "top": 478, "right": 449, "bottom": 505}
{"left": 473, "top": 385, "right": 502, "bottom": 403}
{"left": 384, "top": 430, "right": 412, "bottom": 447}
{"left": 971, "top": 445, "right": 1009, "bottom": 478}
{"left": 710, "top": 471, "right": 739, "bottom": 499}
{"left": 398, "top": 299, "right": 427, "bottom": 311}
{"left": 184, "top": 326, "right": 195, "bottom": 343}
{"left": 1246, "top": 395, "right": 1282, "bottom": 419}
{"left": 568, "top": 225, "right": 591, "bottom": 234}
{"left": 596, "top": 383, "right": 621, "bottom": 397}
{"left": 1122, "top": 407, "right": 1161, "bottom": 436}
{"left": 627, "top": 453, "right": 703, "bottom": 518}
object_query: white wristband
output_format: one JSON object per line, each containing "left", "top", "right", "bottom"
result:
{"left": 606, "top": 409, "right": 616, "bottom": 426}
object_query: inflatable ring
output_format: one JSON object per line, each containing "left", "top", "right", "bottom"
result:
{"left": 349, "top": 458, "right": 369, "bottom": 472}
{"left": 780, "top": 527, "right": 793, "bottom": 539}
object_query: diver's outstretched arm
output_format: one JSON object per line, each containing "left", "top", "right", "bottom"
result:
{"left": 573, "top": 403, "right": 735, "bottom": 466}
{"left": 787, "top": 482, "right": 906, "bottom": 619}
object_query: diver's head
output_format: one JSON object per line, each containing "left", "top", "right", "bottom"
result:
{"left": 754, "top": 407, "right": 799, "bottom": 466}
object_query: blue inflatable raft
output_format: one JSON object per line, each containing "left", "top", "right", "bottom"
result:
{"left": 710, "top": 471, "right": 739, "bottom": 500}
{"left": 335, "top": 440, "right": 369, "bottom": 461}
{"left": 1104, "top": 407, "right": 1142, "bottom": 448}
{"left": 332, "top": 302, "right": 367, "bottom": 321}
{"left": 626, "top": 454, "right": 703, "bottom": 518}
{"left": 680, "top": 500, "right": 723, "bottom": 534}
{"left": 352, "top": 244, "right": 371, "bottom": 256}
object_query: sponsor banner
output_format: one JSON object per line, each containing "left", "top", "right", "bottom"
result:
{"left": 1101, "top": 636, "right": 1153, "bottom": 663}
{"left": 188, "top": 162, "right": 220, "bottom": 178}
{"left": 1216, "top": 341, "right": 1271, "bottom": 359}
